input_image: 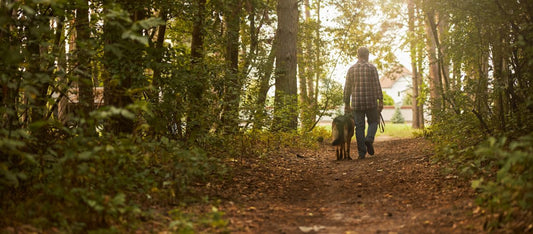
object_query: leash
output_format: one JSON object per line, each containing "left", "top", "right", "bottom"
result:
{"left": 378, "top": 113, "right": 385, "bottom": 133}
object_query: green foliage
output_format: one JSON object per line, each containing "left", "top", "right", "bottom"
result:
{"left": 390, "top": 108, "right": 405, "bottom": 124}
{"left": 382, "top": 91, "right": 394, "bottom": 106}
{"left": 402, "top": 92, "right": 412, "bottom": 106}
{"left": 168, "top": 206, "right": 228, "bottom": 233}
{"left": 272, "top": 93, "right": 299, "bottom": 132}
{"left": 0, "top": 128, "right": 33, "bottom": 188}
{"left": 375, "top": 123, "right": 416, "bottom": 139}
{"left": 429, "top": 112, "right": 486, "bottom": 162}
{"left": 429, "top": 100, "right": 533, "bottom": 230}
{"left": 1, "top": 129, "right": 224, "bottom": 231}
{"left": 471, "top": 134, "right": 533, "bottom": 230}
{"left": 237, "top": 127, "right": 329, "bottom": 160}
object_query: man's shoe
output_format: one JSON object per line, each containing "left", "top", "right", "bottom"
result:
{"left": 365, "top": 140, "right": 374, "bottom": 155}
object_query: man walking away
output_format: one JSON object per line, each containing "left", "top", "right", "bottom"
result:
{"left": 344, "top": 47, "right": 383, "bottom": 159}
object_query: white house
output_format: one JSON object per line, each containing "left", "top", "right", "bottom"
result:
{"left": 380, "top": 66, "right": 413, "bottom": 122}
{"left": 380, "top": 66, "right": 412, "bottom": 106}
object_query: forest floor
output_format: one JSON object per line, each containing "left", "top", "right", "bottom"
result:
{"left": 200, "top": 136, "right": 488, "bottom": 233}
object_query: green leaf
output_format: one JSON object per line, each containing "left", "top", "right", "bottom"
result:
{"left": 471, "top": 178, "right": 483, "bottom": 189}
{"left": 78, "top": 151, "right": 92, "bottom": 160}
{"left": 136, "top": 17, "right": 165, "bottom": 29}
{"left": 112, "top": 193, "right": 126, "bottom": 205}
{"left": 121, "top": 30, "right": 149, "bottom": 46}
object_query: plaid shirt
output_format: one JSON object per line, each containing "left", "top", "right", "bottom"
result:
{"left": 344, "top": 60, "right": 383, "bottom": 110}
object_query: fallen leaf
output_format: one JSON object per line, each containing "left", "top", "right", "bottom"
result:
{"left": 298, "top": 225, "right": 326, "bottom": 233}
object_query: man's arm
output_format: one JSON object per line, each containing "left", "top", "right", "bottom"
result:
{"left": 373, "top": 66, "right": 383, "bottom": 112}
{"left": 344, "top": 67, "right": 353, "bottom": 114}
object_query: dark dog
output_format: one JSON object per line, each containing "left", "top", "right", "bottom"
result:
{"left": 331, "top": 115, "right": 355, "bottom": 160}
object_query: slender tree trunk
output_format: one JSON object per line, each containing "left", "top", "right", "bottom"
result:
{"left": 273, "top": 0, "right": 299, "bottom": 131}
{"left": 416, "top": 37, "right": 425, "bottom": 128}
{"left": 313, "top": 0, "right": 321, "bottom": 104}
{"left": 152, "top": 9, "right": 168, "bottom": 101}
{"left": 27, "top": 5, "right": 51, "bottom": 130}
{"left": 243, "top": 0, "right": 258, "bottom": 77}
{"left": 75, "top": 0, "right": 95, "bottom": 134}
{"left": 424, "top": 11, "right": 441, "bottom": 121}
{"left": 220, "top": 0, "right": 242, "bottom": 133}
{"left": 298, "top": 0, "right": 311, "bottom": 130}
{"left": 492, "top": 30, "right": 507, "bottom": 131}
{"left": 408, "top": 0, "right": 421, "bottom": 129}
{"left": 438, "top": 13, "right": 450, "bottom": 94}
{"left": 52, "top": 14, "right": 67, "bottom": 124}
{"left": 253, "top": 34, "right": 276, "bottom": 130}
{"left": 186, "top": 0, "right": 207, "bottom": 139}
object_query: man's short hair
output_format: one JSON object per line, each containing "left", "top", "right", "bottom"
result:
{"left": 358, "top": 47, "right": 369, "bottom": 60}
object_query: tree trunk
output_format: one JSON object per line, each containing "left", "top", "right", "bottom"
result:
{"left": 437, "top": 13, "right": 450, "bottom": 94}
{"left": 75, "top": 0, "right": 95, "bottom": 134}
{"left": 151, "top": 9, "right": 168, "bottom": 101}
{"left": 408, "top": 0, "right": 421, "bottom": 129}
{"left": 424, "top": 11, "right": 441, "bottom": 121}
{"left": 186, "top": 0, "right": 208, "bottom": 139}
{"left": 220, "top": 0, "right": 242, "bottom": 134}
{"left": 103, "top": 0, "right": 139, "bottom": 134}
{"left": 416, "top": 29, "right": 425, "bottom": 129}
{"left": 298, "top": 0, "right": 311, "bottom": 130}
{"left": 312, "top": 0, "right": 321, "bottom": 121}
{"left": 492, "top": 30, "right": 508, "bottom": 131}
{"left": 253, "top": 34, "right": 276, "bottom": 130}
{"left": 27, "top": 5, "right": 51, "bottom": 131}
{"left": 273, "top": 0, "right": 298, "bottom": 131}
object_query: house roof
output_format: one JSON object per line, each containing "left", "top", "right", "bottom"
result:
{"left": 380, "top": 65, "right": 412, "bottom": 88}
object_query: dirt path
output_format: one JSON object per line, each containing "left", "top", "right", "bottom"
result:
{"left": 211, "top": 137, "right": 485, "bottom": 233}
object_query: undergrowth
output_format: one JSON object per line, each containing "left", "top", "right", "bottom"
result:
{"left": 0, "top": 127, "right": 225, "bottom": 232}
{"left": 0, "top": 124, "right": 328, "bottom": 232}
{"left": 429, "top": 112, "right": 533, "bottom": 232}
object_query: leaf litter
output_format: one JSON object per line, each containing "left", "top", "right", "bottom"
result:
{"left": 195, "top": 137, "right": 487, "bottom": 233}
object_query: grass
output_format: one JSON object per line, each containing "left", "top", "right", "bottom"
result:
{"left": 318, "top": 123, "right": 420, "bottom": 139}
{"left": 376, "top": 123, "right": 420, "bottom": 139}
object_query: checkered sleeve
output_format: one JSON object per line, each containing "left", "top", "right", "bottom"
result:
{"left": 344, "top": 67, "right": 353, "bottom": 106}
{"left": 373, "top": 66, "right": 383, "bottom": 101}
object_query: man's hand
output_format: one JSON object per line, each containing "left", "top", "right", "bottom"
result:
{"left": 378, "top": 99, "right": 384, "bottom": 112}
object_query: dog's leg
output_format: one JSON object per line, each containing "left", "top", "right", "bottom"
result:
{"left": 340, "top": 141, "right": 345, "bottom": 160}
{"left": 340, "top": 144, "right": 344, "bottom": 160}
{"left": 346, "top": 141, "right": 352, "bottom": 160}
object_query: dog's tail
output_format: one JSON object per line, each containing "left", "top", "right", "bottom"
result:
{"left": 331, "top": 116, "right": 345, "bottom": 146}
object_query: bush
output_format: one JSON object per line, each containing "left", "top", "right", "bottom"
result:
{"left": 383, "top": 91, "right": 394, "bottom": 106}
{"left": 429, "top": 108, "right": 533, "bottom": 231}
{"left": 0, "top": 132, "right": 224, "bottom": 232}
{"left": 471, "top": 134, "right": 533, "bottom": 231}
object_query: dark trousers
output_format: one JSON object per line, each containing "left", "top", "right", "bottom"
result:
{"left": 352, "top": 108, "right": 379, "bottom": 157}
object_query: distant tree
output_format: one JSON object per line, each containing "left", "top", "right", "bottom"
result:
{"left": 383, "top": 91, "right": 395, "bottom": 106}
{"left": 407, "top": 0, "right": 424, "bottom": 129}
{"left": 391, "top": 107, "right": 405, "bottom": 124}
{"left": 75, "top": 0, "right": 95, "bottom": 134}
{"left": 402, "top": 92, "right": 412, "bottom": 106}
